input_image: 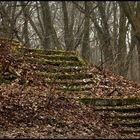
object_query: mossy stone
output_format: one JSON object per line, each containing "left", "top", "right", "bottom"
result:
{"left": 80, "top": 98, "right": 140, "bottom": 106}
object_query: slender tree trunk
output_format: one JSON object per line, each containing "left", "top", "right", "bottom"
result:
{"left": 117, "top": 6, "right": 127, "bottom": 76}
{"left": 62, "top": 2, "right": 74, "bottom": 51}
{"left": 21, "top": 1, "right": 30, "bottom": 48}
{"left": 81, "top": 1, "right": 90, "bottom": 62}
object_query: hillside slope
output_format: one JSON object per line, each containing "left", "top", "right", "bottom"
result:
{"left": 0, "top": 48, "right": 140, "bottom": 138}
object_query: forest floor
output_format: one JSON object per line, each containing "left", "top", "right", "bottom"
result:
{"left": 1, "top": 62, "right": 140, "bottom": 139}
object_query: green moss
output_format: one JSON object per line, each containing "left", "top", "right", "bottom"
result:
{"left": 76, "top": 55, "right": 85, "bottom": 65}
{"left": 0, "top": 71, "right": 17, "bottom": 84}
{"left": 7, "top": 48, "right": 92, "bottom": 94}
{"left": 37, "top": 72, "right": 92, "bottom": 80}
{"left": 79, "top": 98, "right": 140, "bottom": 106}
{"left": 17, "top": 48, "right": 85, "bottom": 67}
{"left": 25, "top": 53, "right": 80, "bottom": 61}
{"left": 37, "top": 66, "right": 87, "bottom": 73}
{"left": 120, "top": 129, "right": 140, "bottom": 134}
{"left": 47, "top": 79, "right": 93, "bottom": 86}
{"left": 24, "top": 57, "right": 82, "bottom": 67}
{"left": 11, "top": 47, "right": 21, "bottom": 54}
{"left": 117, "top": 122, "right": 140, "bottom": 128}
{"left": 111, "top": 114, "right": 140, "bottom": 119}
{"left": 25, "top": 65, "right": 86, "bottom": 73}
{"left": 55, "top": 85, "right": 92, "bottom": 91}
{"left": 0, "top": 73, "right": 3, "bottom": 84}
{"left": 3, "top": 72, "right": 17, "bottom": 80}
{"left": 93, "top": 107, "right": 140, "bottom": 113}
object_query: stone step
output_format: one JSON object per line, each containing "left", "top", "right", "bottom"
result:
{"left": 119, "top": 128, "right": 140, "bottom": 134}
{"left": 92, "top": 105, "right": 140, "bottom": 113}
{"left": 55, "top": 91, "right": 93, "bottom": 99}
{"left": 46, "top": 78, "right": 94, "bottom": 86}
{"left": 55, "top": 85, "right": 92, "bottom": 91}
{"left": 114, "top": 121, "right": 140, "bottom": 128}
{"left": 24, "top": 53, "right": 80, "bottom": 62}
{"left": 30, "top": 65, "right": 89, "bottom": 73}
{"left": 117, "top": 119, "right": 140, "bottom": 124}
{"left": 109, "top": 113, "right": 140, "bottom": 119}
{"left": 79, "top": 98, "right": 140, "bottom": 106}
{"left": 16, "top": 57, "right": 83, "bottom": 67}
{"left": 36, "top": 72, "right": 93, "bottom": 80}
{"left": 55, "top": 90, "right": 92, "bottom": 96}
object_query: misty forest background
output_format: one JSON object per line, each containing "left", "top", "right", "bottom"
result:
{"left": 0, "top": 1, "right": 140, "bottom": 83}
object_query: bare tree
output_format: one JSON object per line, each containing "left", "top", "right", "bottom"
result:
{"left": 20, "top": 1, "right": 30, "bottom": 48}
{"left": 39, "top": 1, "right": 62, "bottom": 49}
{"left": 119, "top": 1, "right": 140, "bottom": 81}
{"left": 81, "top": 1, "right": 90, "bottom": 62}
{"left": 62, "top": 2, "right": 74, "bottom": 51}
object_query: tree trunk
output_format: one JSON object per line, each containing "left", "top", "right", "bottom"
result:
{"left": 119, "top": 2, "right": 140, "bottom": 42}
{"left": 62, "top": 2, "right": 74, "bottom": 51}
{"left": 40, "top": 1, "right": 61, "bottom": 50}
{"left": 81, "top": 1, "right": 90, "bottom": 62}
{"left": 117, "top": 6, "right": 127, "bottom": 76}
{"left": 97, "top": 2, "right": 113, "bottom": 70}
{"left": 119, "top": 1, "right": 140, "bottom": 81}
{"left": 21, "top": 1, "right": 30, "bottom": 48}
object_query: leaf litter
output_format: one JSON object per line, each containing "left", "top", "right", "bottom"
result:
{"left": 0, "top": 54, "right": 140, "bottom": 138}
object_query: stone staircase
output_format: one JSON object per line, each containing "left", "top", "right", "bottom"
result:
{"left": 14, "top": 48, "right": 140, "bottom": 137}
{"left": 80, "top": 98, "right": 140, "bottom": 137}
{"left": 16, "top": 48, "right": 94, "bottom": 94}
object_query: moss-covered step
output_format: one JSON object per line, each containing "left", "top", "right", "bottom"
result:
{"left": 0, "top": 64, "right": 2, "bottom": 70}
{"left": 92, "top": 106, "right": 140, "bottom": 113}
{"left": 16, "top": 57, "right": 83, "bottom": 67}
{"left": 46, "top": 78, "right": 94, "bottom": 86}
{"left": 109, "top": 113, "right": 140, "bottom": 119}
{"left": 37, "top": 72, "right": 93, "bottom": 80}
{"left": 18, "top": 48, "right": 85, "bottom": 64}
{"left": 72, "top": 91, "right": 92, "bottom": 95}
{"left": 55, "top": 90, "right": 91, "bottom": 95}
{"left": 117, "top": 119, "right": 140, "bottom": 124}
{"left": 79, "top": 98, "right": 140, "bottom": 106}
{"left": 19, "top": 48, "right": 76, "bottom": 55}
{"left": 24, "top": 53, "right": 81, "bottom": 62}
{"left": 0, "top": 71, "right": 17, "bottom": 84}
{"left": 55, "top": 85, "right": 92, "bottom": 91}
{"left": 30, "top": 65, "right": 89, "bottom": 73}
{"left": 114, "top": 121, "right": 140, "bottom": 128}
{"left": 119, "top": 128, "right": 140, "bottom": 134}
{"left": 23, "top": 57, "right": 84, "bottom": 66}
